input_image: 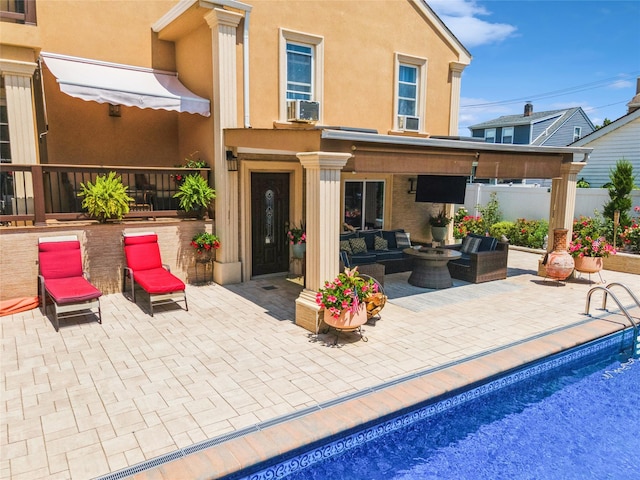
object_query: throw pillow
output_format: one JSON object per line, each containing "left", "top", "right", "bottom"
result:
{"left": 340, "top": 240, "right": 353, "bottom": 255}
{"left": 395, "top": 231, "right": 411, "bottom": 249}
{"left": 349, "top": 237, "right": 368, "bottom": 254}
{"left": 460, "top": 236, "right": 481, "bottom": 254}
{"left": 374, "top": 236, "right": 389, "bottom": 251}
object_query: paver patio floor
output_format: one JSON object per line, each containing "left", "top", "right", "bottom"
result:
{"left": 1, "top": 249, "right": 638, "bottom": 479}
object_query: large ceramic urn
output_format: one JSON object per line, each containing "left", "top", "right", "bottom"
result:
{"left": 544, "top": 228, "right": 575, "bottom": 281}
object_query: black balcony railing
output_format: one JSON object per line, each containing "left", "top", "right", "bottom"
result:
{"left": 0, "top": 164, "right": 211, "bottom": 226}
{"left": 0, "top": 0, "right": 37, "bottom": 25}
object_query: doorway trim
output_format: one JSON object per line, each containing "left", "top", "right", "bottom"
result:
{"left": 240, "top": 158, "right": 303, "bottom": 281}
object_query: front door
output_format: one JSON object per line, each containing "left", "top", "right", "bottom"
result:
{"left": 251, "top": 173, "right": 290, "bottom": 276}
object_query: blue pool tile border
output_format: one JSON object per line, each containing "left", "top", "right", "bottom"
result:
{"left": 230, "top": 329, "right": 634, "bottom": 480}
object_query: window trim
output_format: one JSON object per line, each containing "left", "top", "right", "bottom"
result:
{"left": 393, "top": 53, "right": 427, "bottom": 132}
{"left": 501, "top": 126, "right": 514, "bottom": 144}
{"left": 485, "top": 128, "right": 496, "bottom": 143}
{"left": 279, "top": 29, "right": 324, "bottom": 123}
{"left": 573, "top": 126, "right": 582, "bottom": 142}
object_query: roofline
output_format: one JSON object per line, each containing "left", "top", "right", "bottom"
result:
{"left": 571, "top": 108, "right": 640, "bottom": 146}
{"left": 152, "top": 0, "right": 252, "bottom": 32}
{"left": 320, "top": 129, "right": 592, "bottom": 156}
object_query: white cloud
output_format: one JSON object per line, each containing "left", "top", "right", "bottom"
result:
{"left": 429, "top": 0, "right": 517, "bottom": 47}
{"left": 608, "top": 79, "right": 633, "bottom": 89}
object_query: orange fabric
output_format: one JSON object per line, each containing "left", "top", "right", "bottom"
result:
{"left": 0, "top": 297, "right": 40, "bottom": 317}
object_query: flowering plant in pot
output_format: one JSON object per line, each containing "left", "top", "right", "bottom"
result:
{"left": 620, "top": 206, "right": 640, "bottom": 253}
{"left": 191, "top": 232, "right": 221, "bottom": 256}
{"left": 316, "top": 267, "right": 379, "bottom": 321}
{"left": 428, "top": 209, "right": 451, "bottom": 227}
{"left": 287, "top": 223, "right": 306, "bottom": 244}
{"left": 569, "top": 215, "right": 616, "bottom": 258}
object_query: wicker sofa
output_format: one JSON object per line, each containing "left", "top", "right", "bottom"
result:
{"left": 339, "top": 229, "right": 414, "bottom": 275}
{"left": 445, "top": 234, "right": 509, "bottom": 283}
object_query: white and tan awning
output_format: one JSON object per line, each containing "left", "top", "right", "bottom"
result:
{"left": 41, "top": 52, "right": 210, "bottom": 116}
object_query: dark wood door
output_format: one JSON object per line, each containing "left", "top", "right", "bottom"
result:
{"left": 251, "top": 173, "right": 290, "bottom": 276}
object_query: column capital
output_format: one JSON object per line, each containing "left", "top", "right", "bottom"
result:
{"left": 561, "top": 162, "right": 586, "bottom": 176}
{"left": 449, "top": 61, "right": 467, "bottom": 74}
{"left": 205, "top": 7, "right": 243, "bottom": 29}
{"left": 297, "top": 151, "right": 351, "bottom": 170}
{"left": 0, "top": 59, "right": 37, "bottom": 76}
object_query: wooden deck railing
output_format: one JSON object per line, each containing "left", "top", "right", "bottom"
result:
{"left": 0, "top": 163, "right": 211, "bottom": 226}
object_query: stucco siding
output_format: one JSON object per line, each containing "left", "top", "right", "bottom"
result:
{"left": 575, "top": 117, "right": 640, "bottom": 187}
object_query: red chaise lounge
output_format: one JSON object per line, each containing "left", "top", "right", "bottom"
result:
{"left": 38, "top": 235, "right": 102, "bottom": 332}
{"left": 122, "top": 232, "right": 188, "bottom": 316}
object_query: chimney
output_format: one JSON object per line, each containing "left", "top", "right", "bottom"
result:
{"left": 524, "top": 102, "right": 533, "bottom": 117}
{"left": 627, "top": 77, "right": 640, "bottom": 113}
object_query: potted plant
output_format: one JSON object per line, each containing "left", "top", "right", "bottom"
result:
{"left": 191, "top": 231, "right": 221, "bottom": 261}
{"left": 315, "top": 267, "right": 379, "bottom": 331}
{"left": 173, "top": 174, "right": 216, "bottom": 219}
{"left": 77, "top": 171, "right": 134, "bottom": 223}
{"left": 287, "top": 222, "right": 306, "bottom": 258}
{"left": 429, "top": 209, "right": 451, "bottom": 243}
{"left": 569, "top": 215, "right": 616, "bottom": 273}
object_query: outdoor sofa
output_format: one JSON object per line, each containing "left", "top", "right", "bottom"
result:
{"left": 339, "top": 229, "right": 414, "bottom": 275}
{"left": 445, "top": 233, "right": 509, "bottom": 283}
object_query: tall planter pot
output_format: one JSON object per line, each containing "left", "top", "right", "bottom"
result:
{"left": 431, "top": 226, "right": 448, "bottom": 244}
{"left": 291, "top": 243, "right": 306, "bottom": 259}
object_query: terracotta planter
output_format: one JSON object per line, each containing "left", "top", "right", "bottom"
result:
{"left": 323, "top": 303, "right": 367, "bottom": 332}
{"left": 574, "top": 256, "right": 603, "bottom": 274}
{"left": 291, "top": 243, "right": 306, "bottom": 259}
{"left": 545, "top": 228, "right": 575, "bottom": 281}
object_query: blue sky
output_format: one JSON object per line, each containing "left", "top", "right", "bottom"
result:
{"left": 428, "top": 0, "right": 640, "bottom": 136}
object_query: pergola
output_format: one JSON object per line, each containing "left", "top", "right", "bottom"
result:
{"left": 225, "top": 127, "right": 592, "bottom": 330}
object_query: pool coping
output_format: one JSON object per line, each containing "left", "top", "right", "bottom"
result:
{"left": 112, "top": 310, "right": 636, "bottom": 480}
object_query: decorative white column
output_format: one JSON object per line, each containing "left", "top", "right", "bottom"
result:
{"left": 295, "top": 152, "right": 350, "bottom": 333}
{"left": 448, "top": 62, "right": 467, "bottom": 136}
{"left": 205, "top": 8, "right": 243, "bottom": 284}
{"left": 1, "top": 59, "right": 38, "bottom": 214}
{"left": 547, "top": 162, "right": 585, "bottom": 250}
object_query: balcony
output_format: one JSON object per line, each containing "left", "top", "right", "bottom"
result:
{"left": 0, "top": 163, "right": 211, "bottom": 226}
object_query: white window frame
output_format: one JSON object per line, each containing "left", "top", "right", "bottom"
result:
{"left": 501, "top": 126, "right": 514, "bottom": 144}
{"left": 573, "top": 126, "right": 582, "bottom": 142}
{"left": 393, "top": 53, "right": 427, "bottom": 132}
{"left": 485, "top": 128, "right": 496, "bottom": 143}
{"left": 279, "top": 29, "right": 324, "bottom": 123}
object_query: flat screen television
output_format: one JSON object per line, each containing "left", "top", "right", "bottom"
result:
{"left": 415, "top": 175, "right": 467, "bottom": 204}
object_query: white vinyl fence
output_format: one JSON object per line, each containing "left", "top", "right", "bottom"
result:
{"left": 461, "top": 184, "right": 640, "bottom": 221}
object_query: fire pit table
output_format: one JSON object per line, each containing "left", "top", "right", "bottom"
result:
{"left": 403, "top": 247, "right": 462, "bottom": 289}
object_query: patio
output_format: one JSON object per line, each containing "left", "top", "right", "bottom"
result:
{"left": 1, "top": 249, "right": 639, "bottom": 479}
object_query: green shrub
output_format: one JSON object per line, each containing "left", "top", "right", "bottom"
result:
{"left": 489, "top": 221, "right": 514, "bottom": 240}
{"left": 510, "top": 218, "right": 548, "bottom": 249}
{"left": 78, "top": 171, "right": 133, "bottom": 223}
{"left": 452, "top": 208, "right": 485, "bottom": 239}
{"left": 477, "top": 192, "right": 502, "bottom": 229}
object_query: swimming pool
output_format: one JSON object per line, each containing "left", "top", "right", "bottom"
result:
{"left": 231, "top": 329, "right": 638, "bottom": 479}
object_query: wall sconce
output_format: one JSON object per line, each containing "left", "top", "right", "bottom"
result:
{"left": 108, "top": 104, "right": 121, "bottom": 117}
{"left": 407, "top": 178, "right": 417, "bottom": 194}
{"left": 226, "top": 150, "right": 238, "bottom": 172}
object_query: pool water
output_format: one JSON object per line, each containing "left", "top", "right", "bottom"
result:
{"left": 237, "top": 332, "right": 639, "bottom": 480}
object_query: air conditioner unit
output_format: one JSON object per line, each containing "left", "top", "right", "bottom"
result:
{"left": 398, "top": 115, "right": 420, "bottom": 132}
{"left": 287, "top": 100, "right": 320, "bottom": 123}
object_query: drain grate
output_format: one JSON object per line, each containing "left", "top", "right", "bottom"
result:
{"left": 262, "top": 285, "right": 277, "bottom": 290}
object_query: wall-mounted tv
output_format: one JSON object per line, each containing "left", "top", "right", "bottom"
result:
{"left": 415, "top": 175, "right": 467, "bottom": 204}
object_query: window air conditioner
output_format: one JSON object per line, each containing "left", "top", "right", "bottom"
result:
{"left": 398, "top": 115, "right": 420, "bottom": 131}
{"left": 287, "top": 100, "right": 320, "bottom": 123}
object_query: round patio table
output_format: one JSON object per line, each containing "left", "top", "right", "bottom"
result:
{"left": 403, "top": 247, "right": 462, "bottom": 289}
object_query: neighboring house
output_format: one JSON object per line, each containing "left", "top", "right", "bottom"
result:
{"left": 0, "top": 0, "right": 590, "bottom": 320}
{"left": 469, "top": 103, "right": 595, "bottom": 146}
{"left": 570, "top": 79, "right": 640, "bottom": 187}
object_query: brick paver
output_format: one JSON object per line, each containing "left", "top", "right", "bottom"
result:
{"left": 1, "top": 250, "right": 638, "bottom": 479}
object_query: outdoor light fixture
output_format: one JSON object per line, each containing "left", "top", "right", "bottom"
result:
{"left": 408, "top": 178, "right": 417, "bottom": 194}
{"left": 108, "top": 104, "right": 121, "bottom": 117}
{"left": 226, "top": 150, "right": 238, "bottom": 171}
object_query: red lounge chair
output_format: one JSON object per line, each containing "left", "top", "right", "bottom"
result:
{"left": 122, "top": 232, "right": 188, "bottom": 316}
{"left": 38, "top": 235, "right": 102, "bottom": 332}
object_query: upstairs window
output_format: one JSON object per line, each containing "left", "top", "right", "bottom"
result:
{"left": 485, "top": 128, "right": 496, "bottom": 143}
{"left": 279, "top": 29, "right": 323, "bottom": 122}
{"left": 394, "top": 54, "right": 427, "bottom": 132}
{"left": 286, "top": 43, "right": 313, "bottom": 101}
{"left": 573, "top": 126, "right": 582, "bottom": 142}
{"left": 502, "top": 127, "right": 514, "bottom": 144}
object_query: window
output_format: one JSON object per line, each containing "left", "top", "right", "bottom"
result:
{"left": 501, "top": 127, "right": 513, "bottom": 144}
{"left": 485, "top": 129, "right": 496, "bottom": 143}
{"left": 394, "top": 54, "right": 427, "bottom": 131}
{"left": 344, "top": 181, "right": 385, "bottom": 230}
{"left": 0, "top": 81, "right": 9, "bottom": 163}
{"left": 286, "top": 43, "right": 313, "bottom": 100}
{"left": 573, "top": 126, "right": 582, "bottom": 142}
{"left": 279, "top": 29, "right": 323, "bottom": 122}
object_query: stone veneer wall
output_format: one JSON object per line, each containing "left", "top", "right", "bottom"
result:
{"left": 0, "top": 220, "right": 213, "bottom": 301}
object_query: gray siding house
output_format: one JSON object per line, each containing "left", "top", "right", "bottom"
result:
{"left": 469, "top": 103, "right": 595, "bottom": 147}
